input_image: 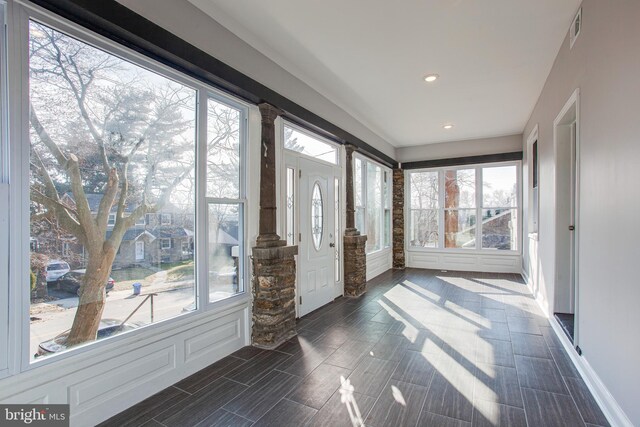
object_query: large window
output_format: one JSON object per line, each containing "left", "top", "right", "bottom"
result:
{"left": 409, "top": 163, "right": 519, "bottom": 251}
{"left": 27, "top": 20, "right": 246, "bottom": 361}
{"left": 354, "top": 155, "right": 392, "bottom": 253}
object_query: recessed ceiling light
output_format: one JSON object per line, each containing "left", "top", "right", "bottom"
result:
{"left": 443, "top": 124, "right": 454, "bottom": 130}
{"left": 423, "top": 74, "right": 439, "bottom": 83}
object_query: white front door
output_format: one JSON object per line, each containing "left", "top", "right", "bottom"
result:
{"left": 298, "top": 157, "right": 336, "bottom": 316}
{"left": 135, "top": 241, "right": 145, "bottom": 261}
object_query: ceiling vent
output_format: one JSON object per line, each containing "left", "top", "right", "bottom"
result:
{"left": 570, "top": 7, "right": 582, "bottom": 49}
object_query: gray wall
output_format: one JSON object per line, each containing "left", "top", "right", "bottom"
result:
{"left": 396, "top": 134, "right": 522, "bottom": 163}
{"left": 116, "top": 0, "right": 396, "bottom": 160}
{"left": 523, "top": 1, "right": 639, "bottom": 423}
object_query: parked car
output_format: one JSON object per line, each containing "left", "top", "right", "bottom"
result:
{"left": 55, "top": 269, "right": 115, "bottom": 296}
{"left": 35, "top": 319, "right": 142, "bottom": 357}
{"left": 45, "top": 261, "right": 70, "bottom": 282}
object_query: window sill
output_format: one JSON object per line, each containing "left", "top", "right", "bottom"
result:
{"left": 406, "top": 247, "right": 521, "bottom": 256}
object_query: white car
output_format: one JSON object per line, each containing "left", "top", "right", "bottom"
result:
{"left": 45, "top": 261, "right": 70, "bottom": 282}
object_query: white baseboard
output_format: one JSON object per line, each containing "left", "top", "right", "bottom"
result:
{"left": 530, "top": 294, "right": 632, "bottom": 427}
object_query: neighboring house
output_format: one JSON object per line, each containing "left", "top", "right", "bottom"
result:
{"left": 30, "top": 193, "right": 194, "bottom": 268}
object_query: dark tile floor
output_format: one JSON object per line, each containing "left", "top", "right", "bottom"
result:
{"left": 100, "top": 268, "right": 609, "bottom": 427}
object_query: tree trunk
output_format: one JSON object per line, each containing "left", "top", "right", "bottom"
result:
{"left": 444, "top": 171, "right": 460, "bottom": 248}
{"left": 66, "top": 245, "right": 116, "bottom": 346}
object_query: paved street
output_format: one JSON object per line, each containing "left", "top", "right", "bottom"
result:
{"left": 30, "top": 286, "right": 196, "bottom": 359}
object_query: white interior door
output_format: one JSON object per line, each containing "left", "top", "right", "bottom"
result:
{"left": 298, "top": 157, "right": 336, "bottom": 316}
{"left": 135, "top": 241, "right": 144, "bottom": 261}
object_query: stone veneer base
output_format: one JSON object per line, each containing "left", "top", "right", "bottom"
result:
{"left": 251, "top": 244, "right": 298, "bottom": 349}
{"left": 343, "top": 234, "right": 367, "bottom": 297}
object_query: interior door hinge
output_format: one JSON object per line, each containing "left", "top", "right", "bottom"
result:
{"left": 299, "top": 233, "right": 302, "bottom": 242}
{"left": 299, "top": 296, "right": 302, "bottom": 304}
{"left": 299, "top": 169, "right": 302, "bottom": 178}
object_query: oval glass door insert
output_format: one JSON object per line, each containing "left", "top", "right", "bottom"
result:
{"left": 311, "top": 182, "right": 324, "bottom": 250}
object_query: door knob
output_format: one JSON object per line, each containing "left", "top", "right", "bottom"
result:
{"left": 329, "top": 243, "right": 335, "bottom": 248}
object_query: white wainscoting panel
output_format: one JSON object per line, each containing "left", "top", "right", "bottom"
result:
{"left": 407, "top": 250, "right": 521, "bottom": 273}
{"left": 366, "top": 249, "right": 392, "bottom": 280}
{"left": 0, "top": 301, "right": 249, "bottom": 427}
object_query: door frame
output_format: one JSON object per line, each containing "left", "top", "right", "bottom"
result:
{"left": 553, "top": 88, "right": 580, "bottom": 345}
{"left": 278, "top": 120, "right": 344, "bottom": 318}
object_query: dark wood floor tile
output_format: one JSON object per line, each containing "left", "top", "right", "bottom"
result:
{"left": 345, "top": 355, "right": 399, "bottom": 398}
{"left": 369, "top": 309, "right": 402, "bottom": 324}
{"left": 98, "top": 386, "right": 189, "bottom": 427}
{"left": 480, "top": 308, "right": 507, "bottom": 323}
{"left": 548, "top": 346, "right": 580, "bottom": 378}
{"left": 539, "top": 326, "right": 563, "bottom": 348}
{"left": 514, "top": 355, "right": 568, "bottom": 394}
{"left": 471, "top": 399, "right": 527, "bottom": 427}
{"left": 423, "top": 357, "right": 475, "bottom": 422}
{"left": 276, "top": 344, "right": 337, "bottom": 377}
{"left": 155, "top": 378, "right": 247, "bottom": 427}
{"left": 507, "top": 316, "right": 542, "bottom": 335}
{"left": 197, "top": 409, "right": 253, "bottom": 427}
{"left": 364, "top": 379, "right": 428, "bottom": 427}
{"left": 252, "top": 399, "right": 317, "bottom": 427}
{"left": 476, "top": 337, "right": 515, "bottom": 367}
{"left": 391, "top": 350, "right": 436, "bottom": 387}
{"left": 510, "top": 332, "right": 551, "bottom": 359}
{"left": 297, "top": 327, "right": 326, "bottom": 341}
{"left": 139, "top": 420, "right": 164, "bottom": 427}
{"left": 287, "top": 363, "right": 352, "bottom": 409}
{"left": 323, "top": 339, "right": 374, "bottom": 369}
{"left": 370, "top": 333, "right": 411, "bottom": 361}
{"left": 312, "top": 326, "right": 351, "bottom": 348}
{"left": 223, "top": 370, "right": 301, "bottom": 422}
{"left": 225, "top": 350, "right": 291, "bottom": 385}
{"left": 346, "top": 320, "right": 392, "bottom": 343}
{"left": 474, "top": 363, "right": 523, "bottom": 408}
{"left": 232, "top": 346, "right": 264, "bottom": 361}
{"left": 307, "top": 389, "right": 376, "bottom": 427}
{"left": 174, "top": 355, "right": 244, "bottom": 394}
{"left": 418, "top": 411, "right": 471, "bottom": 426}
{"left": 564, "top": 376, "right": 610, "bottom": 426}
{"left": 521, "top": 387, "right": 585, "bottom": 427}
{"left": 478, "top": 321, "right": 511, "bottom": 342}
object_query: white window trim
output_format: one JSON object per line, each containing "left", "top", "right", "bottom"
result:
{"left": 406, "top": 160, "right": 522, "bottom": 255}
{"left": 107, "top": 213, "right": 116, "bottom": 226}
{"left": 354, "top": 153, "right": 392, "bottom": 255}
{"left": 5, "top": 1, "right": 252, "bottom": 375}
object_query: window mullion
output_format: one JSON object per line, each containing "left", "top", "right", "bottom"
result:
{"left": 476, "top": 167, "right": 482, "bottom": 251}
{"left": 196, "top": 89, "right": 208, "bottom": 311}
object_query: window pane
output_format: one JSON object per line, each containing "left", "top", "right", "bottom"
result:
{"left": 334, "top": 178, "right": 340, "bottom": 283}
{"left": 410, "top": 209, "right": 438, "bottom": 248}
{"left": 208, "top": 203, "right": 243, "bottom": 302}
{"left": 445, "top": 169, "right": 475, "bottom": 208}
{"left": 311, "top": 182, "right": 324, "bottom": 250}
{"left": 207, "top": 98, "right": 240, "bottom": 198}
{"left": 284, "top": 125, "right": 337, "bottom": 164}
{"left": 384, "top": 209, "right": 391, "bottom": 248}
{"left": 29, "top": 22, "right": 196, "bottom": 360}
{"left": 483, "top": 166, "right": 517, "bottom": 207}
{"left": 285, "top": 167, "right": 295, "bottom": 246}
{"left": 409, "top": 171, "right": 439, "bottom": 248}
{"left": 482, "top": 208, "right": 517, "bottom": 250}
{"left": 445, "top": 209, "right": 476, "bottom": 248}
{"left": 366, "top": 162, "right": 381, "bottom": 252}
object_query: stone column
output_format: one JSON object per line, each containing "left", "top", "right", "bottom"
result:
{"left": 252, "top": 103, "right": 298, "bottom": 349}
{"left": 343, "top": 144, "right": 367, "bottom": 297}
{"left": 393, "top": 168, "right": 405, "bottom": 269}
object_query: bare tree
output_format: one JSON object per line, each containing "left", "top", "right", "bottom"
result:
{"left": 29, "top": 23, "right": 195, "bottom": 346}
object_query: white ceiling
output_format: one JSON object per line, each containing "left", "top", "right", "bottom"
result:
{"left": 189, "top": 0, "right": 581, "bottom": 147}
